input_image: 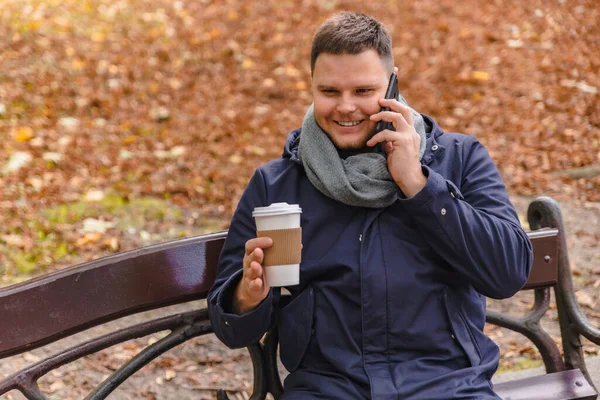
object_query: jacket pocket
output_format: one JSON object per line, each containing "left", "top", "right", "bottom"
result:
{"left": 443, "top": 289, "right": 482, "bottom": 366}
{"left": 278, "top": 286, "right": 314, "bottom": 372}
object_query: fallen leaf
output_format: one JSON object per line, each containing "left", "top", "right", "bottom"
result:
{"left": 23, "top": 353, "right": 41, "bottom": 363}
{"left": 471, "top": 71, "right": 489, "bottom": 81}
{"left": 120, "top": 149, "right": 135, "bottom": 159}
{"left": 42, "top": 152, "right": 63, "bottom": 163}
{"left": 518, "top": 345, "right": 535, "bottom": 355}
{"left": 3, "top": 152, "right": 32, "bottom": 174}
{"left": 229, "top": 154, "right": 243, "bottom": 164}
{"left": 49, "top": 380, "right": 65, "bottom": 392}
{"left": 209, "top": 28, "right": 220, "bottom": 39}
{"left": 249, "top": 145, "right": 266, "bottom": 156}
{"left": 28, "top": 177, "right": 44, "bottom": 191}
{"left": 58, "top": 117, "right": 80, "bottom": 131}
{"left": 241, "top": 58, "right": 255, "bottom": 69}
{"left": 84, "top": 190, "right": 105, "bottom": 202}
{"left": 262, "top": 78, "right": 276, "bottom": 88}
{"left": 150, "top": 107, "right": 170, "bottom": 121}
{"left": 104, "top": 237, "right": 120, "bottom": 252}
{"left": 77, "top": 232, "right": 104, "bottom": 245}
{"left": 14, "top": 126, "right": 34, "bottom": 142}
{"left": 91, "top": 31, "right": 105, "bottom": 42}
{"left": 169, "top": 78, "right": 182, "bottom": 90}
{"left": 170, "top": 146, "right": 186, "bottom": 157}
{"left": 559, "top": 79, "right": 598, "bottom": 94}
{"left": 575, "top": 291, "right": 594, "bottom": 308}
{"left": 1, "top": 234, "right": 29, "bottom": 248}
{"left": 82, "top": 218, "right": 115, "bottom": 234}
{"left": 227, "top": 10, "right": 239, "bottom": 21}
{"left": 507, "top": 39, "right": 524, "bottom": 48}
{"left": 165, "top": 370, "right": 176, "bottom": 381}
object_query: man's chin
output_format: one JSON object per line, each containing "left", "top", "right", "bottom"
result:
{"left": 335, "top": 143, "right": 366, "bottom": 151}
{"left": 328, "top": 133, "right": 374, "bottom": 151}
{"left": 331, "top": 138, "right": 371, "bottom": 151}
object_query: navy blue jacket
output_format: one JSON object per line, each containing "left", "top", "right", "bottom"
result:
{"left": 208, "top": 115, "right": 533, "bottom": 399}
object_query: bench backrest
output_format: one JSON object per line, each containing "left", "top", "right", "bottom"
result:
{"left": 0, "top": 228, "right": 558, "bottom": 361}
{"left": 0, "top": 232, "right": 226, "bottom": 359}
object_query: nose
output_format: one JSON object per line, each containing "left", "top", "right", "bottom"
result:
{"left": 336, "top": 93, "right": 357, "bottom": 114}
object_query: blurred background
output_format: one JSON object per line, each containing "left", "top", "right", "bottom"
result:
{"left": 0, "top": 0, "right": 598, "bottom": 397}
{"left": 1, "top": 0, "right": 598, "bottom": 282}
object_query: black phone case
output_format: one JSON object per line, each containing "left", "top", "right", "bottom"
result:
{"left": 373, "top": 72, "right": 399, "bottom": 155}
{"left": 374, "top": 72, "right": 399, "bottom": 134}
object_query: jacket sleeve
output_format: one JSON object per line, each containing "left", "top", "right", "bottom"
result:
{"left": 399, "top": 136, "right": 533, "bottom": 299}
{"left": 207, "top": 168, "right": 280, "bottom": 349}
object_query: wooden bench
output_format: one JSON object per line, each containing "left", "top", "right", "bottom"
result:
{"left": 0, "top": 196, "right": 598, "bottom": 399}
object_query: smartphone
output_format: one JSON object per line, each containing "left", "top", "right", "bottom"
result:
{"left": 374, "top": 72, "right": 399, "bottom": 134}
{"left": 373, "top": 72, "right": 399, "bottom": 154}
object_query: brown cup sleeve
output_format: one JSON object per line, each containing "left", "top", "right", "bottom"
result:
{"left": 256, "top": 227, "right": 302, "bottom": 266}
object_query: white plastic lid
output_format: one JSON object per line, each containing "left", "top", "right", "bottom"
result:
{"left": 252, "top": 202, "right": 302, "bottom": 217}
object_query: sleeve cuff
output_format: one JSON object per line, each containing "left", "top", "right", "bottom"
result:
{"left": 398, "top": 165, "right": 447, "bottom": 211}
{"left": 211, "top": 269, "right": 278, "bottom": 346}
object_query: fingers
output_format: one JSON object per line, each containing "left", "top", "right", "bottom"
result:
{"left": 245, "top": 237, "right": 273, "bottom": 256}
{"left": 243, "top": 237, "right": 273, "bottom": 291}
{"left": 247, "top": 251, "right": 264, "bottom": 279}
{"left": 385, "top": 142, "right": 394, "bottom": 154}
{"left": 370, "top": 110, "right": 408, "bottom": 132}
{"left": 366, "top": 129, "right": 404, "bottom": 147}
{"left": 248, "top": 276, "right": 264, "bottom": 291}
{"left": 366, "top": 118, "right": 420, "bottom": 151}
{"left": 371, "top": 98, "right": 414, "bottom": 127}
{"left": 244, "top": 237, "right": 272, "bottom": 269}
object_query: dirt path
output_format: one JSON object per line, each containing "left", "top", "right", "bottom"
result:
{"left": 1, "top": 195, "right": 598, "bottom": 400}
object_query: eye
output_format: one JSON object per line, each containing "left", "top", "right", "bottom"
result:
{"left": 321, "top": 89, "right": 338, "bottom": 96}
{"left": 356, "top": 88, "right": 373, "bottom": 95}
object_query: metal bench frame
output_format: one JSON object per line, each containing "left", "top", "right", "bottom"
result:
{"left": 0, "top": 197, "right": 598, "bottom": 399}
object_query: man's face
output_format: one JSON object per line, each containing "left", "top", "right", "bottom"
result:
{"left": 311, "top": 49, "right": 390, "bottom": 150}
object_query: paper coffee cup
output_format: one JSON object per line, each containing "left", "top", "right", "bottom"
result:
{"left": 252, "top": 203, "right": 302, "bottom": 287}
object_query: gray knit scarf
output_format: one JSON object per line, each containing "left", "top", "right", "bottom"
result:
{"left": 297, "top": 96, "right": 427, "bottom": 208}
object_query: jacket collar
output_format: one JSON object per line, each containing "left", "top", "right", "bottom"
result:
{"left": 420, "top": 114, "right": 446, "bottom": 166}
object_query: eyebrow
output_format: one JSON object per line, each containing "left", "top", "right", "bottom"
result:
{"left": 316, "top": 83, "right": 379, "bottom": 90}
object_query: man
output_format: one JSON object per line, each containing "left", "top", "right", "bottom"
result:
{"left": 208, "top": 12, "right": 532, "bottom": 399}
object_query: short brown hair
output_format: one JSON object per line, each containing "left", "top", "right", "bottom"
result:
{"left": 310, "top": 12, "right": 393, "bottom": 74}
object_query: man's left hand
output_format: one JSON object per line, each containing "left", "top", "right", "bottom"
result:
{"left": 367, "top": 98, "right": 427, "bottom": 198}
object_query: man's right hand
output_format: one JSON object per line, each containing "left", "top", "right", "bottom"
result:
{"left": 232, "top": 237, "right": 273, "bottom": 315}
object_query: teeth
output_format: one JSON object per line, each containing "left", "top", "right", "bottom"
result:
{"left": 337, "top": 121, "right": 361, "bottom": 127}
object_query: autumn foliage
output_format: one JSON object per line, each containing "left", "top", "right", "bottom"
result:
{"left": 1, "top": 0, "right": 599, "bottom": 279}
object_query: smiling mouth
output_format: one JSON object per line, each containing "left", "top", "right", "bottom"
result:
{"left": 335, "top": 120, "right": 363, "bottom": 127}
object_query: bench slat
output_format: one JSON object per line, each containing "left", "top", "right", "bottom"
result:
{"left": 494, "top": 369, "right": 598, "bottom": 400}
{"left": 0, "top": 232, "right": 226, "bottom": 359}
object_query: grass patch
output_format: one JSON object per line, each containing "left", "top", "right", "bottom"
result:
{"left": 43, "top": 194, "right": 183, "bottom": 228}
{"left": 1, "top": 195, "right": 223, "bottom": 286}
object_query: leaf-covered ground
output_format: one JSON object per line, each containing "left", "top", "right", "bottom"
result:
{"left": 1, "top": 0, "right": 599, "bottom": 279}
{"left": 0, "top": 0, "right": 599, "bottom": 398}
